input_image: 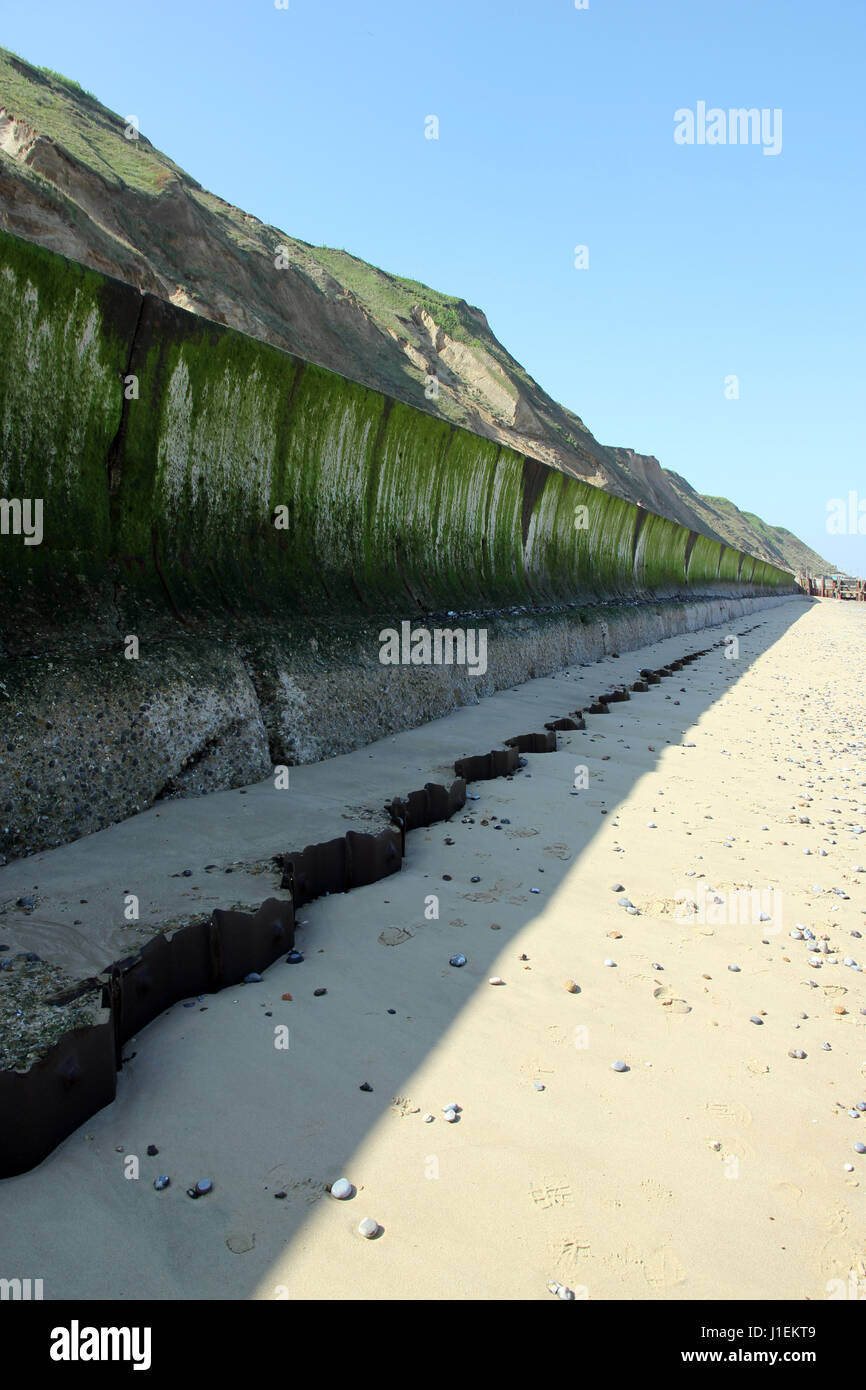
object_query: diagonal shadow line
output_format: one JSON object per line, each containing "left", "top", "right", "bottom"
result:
{"left": 0, "top": 599, "right": 811, "bottom": 1295}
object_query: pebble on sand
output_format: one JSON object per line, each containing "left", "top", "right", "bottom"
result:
{"left": 358, "top": 1218, "right": 380, "bottom": 1238}
{"left": 611, "top": 1060, "right": 628, "bottom": 1072}
{"left": 488, "top": 976, "right": 505, "bottom": 985}
{"left": 330, "top": 1179, "right": 353, "bottom": 1200}
{"left": 547, "top": 1280, "right": 575, "bottom": 1300}
{"left": 564, "top": 979, "right": 579, "bottom": 993}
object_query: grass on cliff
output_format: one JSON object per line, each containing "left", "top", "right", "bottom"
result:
{"left": 0, "top": 47, "right": 190, "bottom": 194}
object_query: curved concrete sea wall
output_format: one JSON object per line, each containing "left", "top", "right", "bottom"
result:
{"left": 0, "top": 229, "right": 797, "bottom": 860}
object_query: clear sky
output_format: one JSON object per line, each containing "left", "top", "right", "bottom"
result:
{"left": 4, "top": 0, "right": 864, "bottom": 572}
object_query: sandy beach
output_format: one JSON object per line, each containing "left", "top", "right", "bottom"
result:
{"left": 1, "top": 594, "right": 864, "bottom": 1301}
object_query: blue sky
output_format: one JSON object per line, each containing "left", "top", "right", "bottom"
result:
{"left": 4, "top": 0, "right": 864, "bottom": 571}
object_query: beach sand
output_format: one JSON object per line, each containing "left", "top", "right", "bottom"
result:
{"left": 1, "top": 595, "right": 864, "bottom": 1301}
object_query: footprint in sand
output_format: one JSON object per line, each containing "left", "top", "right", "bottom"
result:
{"left": 542, "top": 844, "right": 572, "bottom": 860}
{"left": 378, "top": 926, "right": 413, "bottom": 946}
{"left": 545, "top": 1025, "right": 569, "bottom": 1047}
{"left": 529, "top": 1178, "right": 573, "bottom": 1210}
{"left": 640, "top": 1178, "right": 673, "bottom": 1203}
{"left": 643, "top": 1243, "right": 687, "bottom": 1290}
{"left": 551, "top": 1236, "right": 591, "bottom": 1269}
{"left": 653, "top": 985, "right": 692, "bottom": 1014}
{"left": 821, "top": 984, "right": 847, "bottom": 1000}
{"left": 706, "top": 1099, "right": 753, "bottom": 1128}
{"left": 772, "top": 1180, "right": 803, "bottom": 1204}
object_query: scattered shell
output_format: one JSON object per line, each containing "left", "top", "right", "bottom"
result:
{"left": 728, "top": 965, "right": 741, "bottom": 973}
{"left": 750, "top": 1016, "right": 763, "bottom": 1025}
{"left": 422, "top": 1113, "right": 435, "bottom": 1123}
{"left": 788, "top": 1049, "right": 807, "bottom": 1059}
{"left": 611, "top": 883, "right": 625, "bottom": 892}
{"left": 564, "top": 979, "right": 579, "bottom": 993}
{"left": 358, "top": 1218, "right": 380, "bottom": 1238}
{"left": 359, "top": 1082, "right": 373, "bottom": 1092}
{"left": 651, "top": 962, "right": 663, "bottom": 971}
{"left": 534, "top": 1082, "right": 545, "bottom": 1091}
{"left": 547, "top": 1280, "right": 575, "bottom": 1300}
{"left": 330, "top": 1178, "right": 353, "bottom": 1200}
{"left": 281, "top": 992, "right": 293, "bottom": 1001}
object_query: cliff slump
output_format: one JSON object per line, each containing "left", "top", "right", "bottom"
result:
{"left": 0, "top": 230, "right": 796, "bottom": 860}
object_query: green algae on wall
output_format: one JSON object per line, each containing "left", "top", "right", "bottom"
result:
{"left": 0, "top": 229, "right": 139, "bottom": 597}
{"left": 0, "top": 229, "right": 795, "bottom": 632}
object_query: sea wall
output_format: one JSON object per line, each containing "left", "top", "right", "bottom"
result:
{"left": 0, "top": 229, "right": 797, "bottom": 860}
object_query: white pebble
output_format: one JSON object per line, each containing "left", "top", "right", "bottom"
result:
{"left": 488, "top": 976, "right": 505, "bottom": 986}
{"left": 358, "top": 1218, "right": 379, "bottom": 1238}
{"left": 604, "top": 958, "right": 616, "bottom": 967}
{"left": 330, "top": 1178, "right": 353, "bottom": 1200}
